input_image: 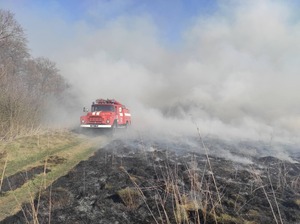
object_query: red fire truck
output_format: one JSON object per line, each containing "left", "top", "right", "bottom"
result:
{"left": 80, "top": 99, "right": 131, "bottom": 129}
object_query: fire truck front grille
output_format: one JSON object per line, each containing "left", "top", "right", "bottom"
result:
{"left": 89, "top": 117, "right": 102, "bottom": 122}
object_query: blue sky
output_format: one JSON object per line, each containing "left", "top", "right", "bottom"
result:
{"left": 1, "top": 0, "right": 298, "bottom": 52}
{"left": 0, "top": 0, "right": 218, "bottom": 48}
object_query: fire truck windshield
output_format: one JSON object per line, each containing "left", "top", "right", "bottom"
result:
{"left": 92, "top": 105, "right": 114, "bottom": 112}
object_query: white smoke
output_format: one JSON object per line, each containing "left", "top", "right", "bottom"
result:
{"left": 2, "top": 0, "right": 300, "bottom": 146}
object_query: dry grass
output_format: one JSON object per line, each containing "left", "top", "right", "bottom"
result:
{"left": 295, "top": 199, "right": 300, "bottom": 206}
{"left": 120, "top": 128, "right": 297, "bottom": 224}
{"left": 0, "top": 152, "right": 8, "bottom": 191}
{"left": 0, "top": 130, "right": 81, "bottom": 177}
{"left": 0, "top": 130, "right": 107, "bottom": 222}
{"left": 251, "top": 168, "right": 284, "bottom": 224}
{"left": 120, "top": 146, "right": 223, "bottom": 224}
{"left": 117, "top": 187, "right": 142, "bottom": 209}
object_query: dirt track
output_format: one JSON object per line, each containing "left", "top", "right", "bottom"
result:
{"left": 2, "top": 137, "right": 300, "bottom": 224}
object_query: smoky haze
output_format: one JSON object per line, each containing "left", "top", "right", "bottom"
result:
{"left": 59, "top": 1, "right": 299, "bottom": 143}
{"left": 5, "top": 1, "right": 299, "bottom": 143}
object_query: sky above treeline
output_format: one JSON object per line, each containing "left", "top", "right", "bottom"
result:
{"left": 1, "top": 0, "right": 219, "bottom": 51}
{"left": 1, "top": 0, "right": 300, "bottom": 143}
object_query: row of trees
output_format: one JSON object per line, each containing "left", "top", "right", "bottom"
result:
{"left": 0, "top": 9, "right": 68, "bottom": 139}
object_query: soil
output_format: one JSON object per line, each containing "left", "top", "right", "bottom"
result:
{"left": 2, "top": 137, "right": 300, "bottom": 224}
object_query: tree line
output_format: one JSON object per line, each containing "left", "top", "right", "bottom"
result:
{"left": 0, "top": 9, "right": 68, "bottom": 139}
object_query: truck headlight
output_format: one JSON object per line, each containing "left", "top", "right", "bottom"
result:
{"left": 81, "top": 120, "right": 85, "bottom": 123}
{"left": 106, "top": 119, "right": 110, "bottom": 124}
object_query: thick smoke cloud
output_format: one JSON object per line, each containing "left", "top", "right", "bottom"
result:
{"left": 56, "top": 1, "right": 300, "bottom": 143}
{"left": 2, "top": 1, "right": 300, "bottom": 144}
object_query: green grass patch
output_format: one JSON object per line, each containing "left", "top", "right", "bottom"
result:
{"left": 0, "top": 130, "right": 108, "bottom": 221}
{"left": 0, "top": 131, "right": 81, "bottom": 177}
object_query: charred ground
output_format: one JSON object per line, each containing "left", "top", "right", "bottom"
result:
{"left": 2, "top": 136, "right": 300, "bottom": 224}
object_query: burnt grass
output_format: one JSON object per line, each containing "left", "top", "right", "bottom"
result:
{"left": 0, "top": 155, "right": 65, "bottom": 195}
{"left": 2, "top": 138, "right": 300, "bottom": 224}
{"left": 0, "top": 166, "right": 51, "bottom": 194}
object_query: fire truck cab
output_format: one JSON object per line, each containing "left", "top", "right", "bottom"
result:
{"left": 80, "top": 99, "right": 131, "bottom": 129}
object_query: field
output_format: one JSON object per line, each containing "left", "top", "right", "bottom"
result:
{"left": 0, "top": 130, "right": 107, "bottom": 221}
{"left": 2, "top": 135, "right": 300, "bottom": 223}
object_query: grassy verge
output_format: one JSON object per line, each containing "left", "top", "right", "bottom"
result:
{"left": 0, "top": 130, "right": 107, "bottom": 221}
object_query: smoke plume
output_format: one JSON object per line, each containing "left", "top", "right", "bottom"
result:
{"left": 2, "top": 0, "right": 300, "bottom": 145}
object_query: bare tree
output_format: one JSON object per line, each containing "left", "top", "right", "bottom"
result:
{"left": 0, "top": 9, "right": 28, "bottom": 69}
{"left": 23, "top": 57, "right": 68, "bottom": 126}
{"left": 0, "top": 10, "right": 69, "bottom": 139}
